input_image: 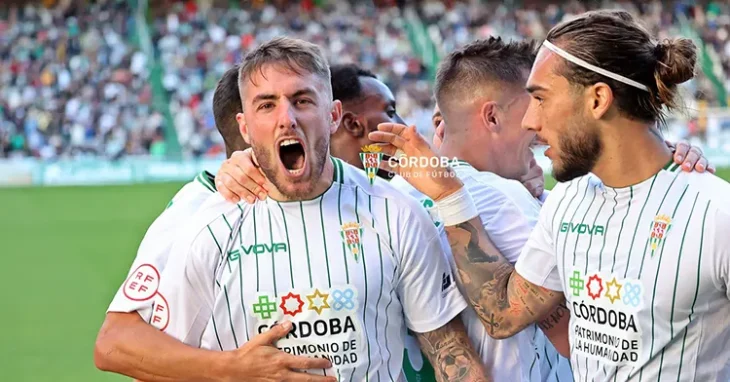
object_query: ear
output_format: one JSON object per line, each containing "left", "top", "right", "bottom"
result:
{"left": 480, "top": 101, "right": 499, "bottom": 133}
{"left": 588, "top": 82, "right": 614, "bottom": 120}
{"left": 340, "top": 111, "right": 365, "bottom": 138}
{"left": 236, "top": 112, "right": 250, "bottom": 144}
{"left": 329, "top": 100, "right": 343, "bottom": 135}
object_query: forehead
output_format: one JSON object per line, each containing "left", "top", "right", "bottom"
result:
{"left": 526, "top": 47, "right": 563, "bottom": 91}
{"left": 358, "top": 77, "right": 395, "bottom": 105}
{"left": 243, "top": 64, "right": 329, "bottom": 102}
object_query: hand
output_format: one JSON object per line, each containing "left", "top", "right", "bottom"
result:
{"left": 520, "top": 157, "right": 545, "bottom": 199}
{"left": 224, "top": 321, "right": 337, "bottom": 381}
{"left": 669, "top": 140, "right": 715, "bottom": 173}
{"left": 216, "top": 148, "right": 271, "bottom": 204}
{"left": 368, "top": 123, "right": 463, "bottom": 201}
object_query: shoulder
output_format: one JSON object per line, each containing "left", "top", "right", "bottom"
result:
{"left": 684, "top": 171, "right": 730, "bottom": 216}
{"left": 174, "top": 193, "right": 247, "bottom": 255}
{"left": 462, "top": 170, "right": 542, "bottom": 218}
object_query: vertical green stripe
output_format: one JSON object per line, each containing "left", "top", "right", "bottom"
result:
{"left": 252, "top": 205, "right": 260, "bottom": 292}
{"left": 580, "top": 191, "right": 602, "bottom": 273}
{"left": 337, "top": 183, "right": 350, "bottom": 283}
{"left": 221, "top": 215, "right": 234, "bottom": 273}
{"left": 222, "top": 285, "right": 239, "bottom": 347}
{"left": 637, "top": 172, "right": 682, "bottom": 277}
{"left": 554, "top": 179, "right": 582, "bottom": 282}
{"left": 210, "top": 314, "right": 224, "bottom": 350}
{"left": 207, "top": 225, "right": 230, "bottom": 273}
{"left": 598, "top": 190, "right": 619, "bottom": 272}
{"left": 350, "top": 188, "right": 371, "bottom": 382}
{"left": 370, "top": 196, "right": 386, "bottom": 382}
{"left": 564, "top": 179, "right": 591, "bottom": 266}
{"left": 299, "top": 201, "right": 314, "bottom": 287}
{"left": 275, "top": 202, "right": 294, "bottom": 290}
{"left": 382, "top": 199, "right": 395, "bottom": 381}
{"left": 623, "top": 175, "right": 658, "bottom": 278}
{"left": 267, "top": 209, "right": 278, "bottom": 296}
{"left": 611, "top": 187, "right": 633, "bottom": 274}
{"left": 235, "top": 205, "right": 250, "bottom": 341}
{"left": 331, "top": 157, "right": 339, "bottom": 182}
{"left": 644, "top": 185, "right": 688, "bottom": 382}
{"left": 658, "top": 192, "right": 699, "bottom": 381}
{"left": 319, "top": 196, "right": 332, "bottom": 288}
{"left": 676, "top": 201, "right": 710, "bottom": 381}
{"left": 551, "top": 180, "right": 574, "bottom": 232}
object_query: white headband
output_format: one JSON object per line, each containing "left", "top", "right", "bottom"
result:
{"left": 542, "top": 40, "right": 650, "bottom": 92}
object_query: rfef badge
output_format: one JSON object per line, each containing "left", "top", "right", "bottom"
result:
{"left": 360, "top": 144, "right": 383, "bottom": 185}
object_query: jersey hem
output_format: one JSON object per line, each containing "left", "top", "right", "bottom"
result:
{"left": 406, "top": 296, "right": 468, "bottom": 334}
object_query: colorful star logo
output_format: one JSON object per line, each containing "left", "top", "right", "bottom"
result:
{"left": 280, "top": 292, "right": 304, "bottom": 316}
{"left": 306, "top": 289, "right": 331, "bottom": 315}
{"left": 604, "top": 277, "right": 623, "bottom": 304}
{"left": 586, "top": 274, "right": 604, "bottom": 300}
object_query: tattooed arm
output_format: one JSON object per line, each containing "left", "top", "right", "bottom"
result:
{"left": 415, "top": 317, "right": 491, "bottom": 382}
{"left": 444, "top": 215, "right": 565, "bottom": 339}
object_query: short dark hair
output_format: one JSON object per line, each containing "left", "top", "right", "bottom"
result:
{"left": 330, "top": 63, "right": 377, "bottom": 103}
{"left": 434, "top": 37, "right": 537, "bottom": 107}
{"left": 545, "top": 10, "right": 697, "bottom": 123}
{"left": 213, "top": 65, "right": 247, "bottom": 157}
{"left": 238, "top": 37, "right": 331, "bottom": 104}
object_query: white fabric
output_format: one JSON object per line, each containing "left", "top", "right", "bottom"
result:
{"left": 543, "top": 40, "right": 650, "bottom": 92}
{"left": 391, "top": 164, "right": 573, "bottom": 382}
{"left": 435, "top": 185, "right": 479, "bottom": 226}
{"left": 107, "top": 172, "right": 216, "bottom": 319}
{"left": 156, "top": 159, "right": 466, "bottom": 380}
{"left": 516, "top": 166, "right": 730, "bottom": 381}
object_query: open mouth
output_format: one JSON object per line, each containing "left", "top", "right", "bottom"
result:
{"left": 278, "top": 138, "right": 306, "bottom": 175}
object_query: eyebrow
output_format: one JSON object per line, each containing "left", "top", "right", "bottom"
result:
{"left": 251, "top": 87, "right": 318, "bottom": 105}
{"left": 526, "top": 85, "right": 548, "bottom": 94}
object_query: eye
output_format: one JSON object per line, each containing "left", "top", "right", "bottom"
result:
{"left": 296, "top": 99, "right": 313, "bottom": 106}
{"left": 258, "top": 102, "right": 274, "bottom": 111}
{"left": 387, "top": 108, "right": 396, "bottom": 118}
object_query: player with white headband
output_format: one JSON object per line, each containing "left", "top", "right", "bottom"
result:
{"left": 369, "top": 9, "right": 730, "bottom": 382}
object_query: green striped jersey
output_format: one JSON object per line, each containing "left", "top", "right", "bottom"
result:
{"left": 107, "top": 171, "right": 216, "bottom": 317}
{"left": 515, "top": 161, "right": 730, "bottom": 381}
{"left": 156, "top": 158, "right": 467, "bottom": 381}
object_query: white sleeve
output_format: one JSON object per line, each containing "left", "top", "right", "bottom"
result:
{"left": 711, "top": 207, "right": 730, "bottom": 300}
{"left": 514, "top": 204, "right": 562, "bottom": 292}
{"left": 106, "top": 209, "right": 183, "bottom": 314}
{"left": 151, "top": 226, "right": 221, "bottom": 346}
{"left": 468, "top": 183, "right": 538, "bottom": 264}
{"left": 396, "top": 207, "right": 468, "bottom": 333}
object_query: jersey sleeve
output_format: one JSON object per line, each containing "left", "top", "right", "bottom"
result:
{"left": 148, "top": 224, "right": 222, "bottom": 347}
{"left": 711, "top": 207, "right": 730, "bottom": 300}
{"left": 514, "top": 197, "right": 563, "bottom": 292}
{"left": 396, "top": 204, "right": 468, "bottom": 333}
{"left": 107, "top": 205, "right": 186, "bottom": 314}
{"left": 467, "top": 180, "right": 539, "bottom": 264}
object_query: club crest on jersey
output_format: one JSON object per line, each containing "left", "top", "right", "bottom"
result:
{"left": 359, "top": 144, "right": 383, "bottom": 185}
{"left": 341, "top": 222, "right": 364, "bottom": 262}
{"left": 649, "top": 214, "right": 672, "bottom": 256}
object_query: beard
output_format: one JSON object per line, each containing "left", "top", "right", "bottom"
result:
{"left": 251, "top": 133, "right": 330, "bottom": 200}
{"left": 552, "top": 116, "right": 603, "bottom": 183}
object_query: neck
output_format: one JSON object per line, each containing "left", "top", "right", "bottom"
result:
{"left": 267, "top": 158, "right": 335, "bottom": 202}
{"left": 440, "top": 135, "right": 502, "bottom": 175}
{"left": 592, "top": 121, "right": 672, "bottom": 188}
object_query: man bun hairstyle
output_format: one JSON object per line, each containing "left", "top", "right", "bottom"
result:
{"left": 545, "top": 10, "right": 697, "bottom": 124}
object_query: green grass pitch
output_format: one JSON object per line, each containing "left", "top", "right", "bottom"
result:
{"left": 2, "top": 168, "right": 729, "bottom": 380}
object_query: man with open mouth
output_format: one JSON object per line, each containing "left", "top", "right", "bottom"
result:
{"left": 148, "top": 36, "right": 487, "bottom": 381}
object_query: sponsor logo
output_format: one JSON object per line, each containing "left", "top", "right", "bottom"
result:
{"left": 228, "top": 242, "right": 288, "bottom": 260}
{"left": 560, "top": 222, "right": 605, "bottom": 236}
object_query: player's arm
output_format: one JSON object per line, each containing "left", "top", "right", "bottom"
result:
{"left": 415, "top": 317, "right": 490, "bottom": 382}
{"left": 370, "top": 123, "right": 565, "bottom": 339}
{"left": 94, "top": 312, "right": 232, "bottom": 382}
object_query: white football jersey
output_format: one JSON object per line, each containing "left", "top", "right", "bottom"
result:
{"left": 515, "top": 161, "right": 730, "bottom": 381}
{"left": 390, "top": 161, "right": 573, "bottom": 382}
{"left": 107, "top": 171, "right": 217, "bottom": 321}
{"left": 155, "top": 158, "right": 467, "bottom": 381}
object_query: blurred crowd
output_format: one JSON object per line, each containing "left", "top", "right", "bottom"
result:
{"left": 1, "top": 0, "right": 728, "bottom": 159}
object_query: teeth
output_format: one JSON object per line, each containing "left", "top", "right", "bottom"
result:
{"left": 288, "top": 168, "right": 303, "bottom": 175}
{"left": 280, "top": 139, "right": 299, "bottom": 147}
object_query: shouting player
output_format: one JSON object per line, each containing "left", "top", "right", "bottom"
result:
{"left": 153, "top": 37, "right": 486, "bottom": 381}
{"left": 370, "top": 10, "right": 730, "bottom": 382}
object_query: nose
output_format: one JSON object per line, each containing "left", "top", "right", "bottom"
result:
{"left": 277, "top": 101, "right": 297, "bottom": 130}
{"left": 521, "top": 101, "right": 540, "bottom": 133}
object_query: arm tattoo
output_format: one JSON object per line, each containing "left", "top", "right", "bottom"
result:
{"left": 444, "top": 218, "right": 561, "bottom": 338}
{"left": 538, "top": 302, "right": 570, "bottom": 331}
{"left": 416, "top": 319, "right": 490, "bottom": 382}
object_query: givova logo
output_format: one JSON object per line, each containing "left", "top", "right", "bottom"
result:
{"left": 560, "top": 222, "right": 605, "bottom": 236}
{"left": 228, "top": 242, "right": 288, "bottom": 260}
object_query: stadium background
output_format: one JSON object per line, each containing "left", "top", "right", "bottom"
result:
{"left": 0, "top": 0, "right": 728, "bottom": 380}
